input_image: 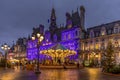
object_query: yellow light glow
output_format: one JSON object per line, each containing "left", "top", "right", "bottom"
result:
{"left": 37, "top": 33, "right": 41, "bottom": 38}
{"left": 95, "top": 55, "right": 98, "bottom": 58}
{"left": 32, "top": 36, "right": 35, "bottom": 40}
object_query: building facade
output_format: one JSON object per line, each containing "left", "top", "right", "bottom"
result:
{"left": 13, "top": 37, "right": 27, "bottom": 62}
{"left": 27, "top": 6, "right": 120, "bottom": 66}
{"left": 27, "top": 6, "right": 85, "bottom": 64}
{"left": 80, "top": 21, "right": 120, "bottom": 66}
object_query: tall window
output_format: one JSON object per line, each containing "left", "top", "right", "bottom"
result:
{"left": 108, "top": 29, "right": 112, "bottom": 34}
{"left": 85, "top": 42, "right": 88, "bottom": 50}
{"left": 64, "top": 35, "right": 66, "bottom": 40}
{"left": 76, "top": 31, "right": 78, "bottom": 36}
{"left": 95, "top": 43, "right": 99, "bottom": 49}
{"left": 101, "top": 43, "right": 105, "bottom": 49}
{"left": 114, "top": 27, "right": 118, "bottom": 34}
{"left": 90, "top": 30, "right": 94, "bottom": 38}
{"left": 114, "top": 23, "right": 119, "bottom": 33}
{"left": 101, "top": 27, "right": 106, "bottom": 36}
{"left": 96, "top": 32, "right": 99, "bottom": 37}
{"left": 90, "top": 41, "right": 93, "bottom": 50}
{"left": 68, "top": 34, "right": 71, "bottom": 39}
{"left": 95, "top": 39, "right": 99, "bottom": 49}
{"left": 53, "top": 34, "right": 57, "bottom": 42}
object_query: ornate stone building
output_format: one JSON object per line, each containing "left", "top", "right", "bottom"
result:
{"left": 80, "top": 21, "right": 120, "bottom": 66}
{"left": 26, "top": 5, "right": 120, "bottom": 66}
{"left": 27, "top": 6, "right": 85, "bottom": 63}
{"left": 13, "top": 37, "right": 27, "bottom": 61}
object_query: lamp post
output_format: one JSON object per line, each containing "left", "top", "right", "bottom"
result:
{"left": 1, "top": 43, "right": 10, "bottom": 69}
{"left": 32, "top": 33, "right": 44, "bottom": 74}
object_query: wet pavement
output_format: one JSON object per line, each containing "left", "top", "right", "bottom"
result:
{"left": 0, "top": 68, "right": 120, "bottom": 80}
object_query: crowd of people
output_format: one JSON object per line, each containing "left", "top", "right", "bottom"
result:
{"left": 11, "top": 61, "right": 37, "bottom": 71}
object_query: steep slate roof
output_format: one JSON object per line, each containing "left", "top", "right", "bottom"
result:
{"left": 86, "top": 20, "right": 120, "bottom": 38}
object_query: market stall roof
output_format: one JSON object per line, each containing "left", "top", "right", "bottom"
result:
{"left": 50, "top": 43, "right": 68, "bottom": 50}
{"left": 40, "top": 43, "right": 76, "bottom": 59}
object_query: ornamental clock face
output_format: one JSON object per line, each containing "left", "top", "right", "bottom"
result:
{"left": 68, "top": 24, "right": 72, "bottom": 28}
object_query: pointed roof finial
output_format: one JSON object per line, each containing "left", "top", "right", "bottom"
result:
{"left": 60, "top": 24, "right": 61, "bottom": 27}
{"left": 28, "top": 34, "right": 31, "bottom": 40}
{"left": 80, "top": 5, "right": 85, "bottom": 12}
{"left": 62, "top": 23, "right": 64, "bottom": 27}
{"left": 12, "top": 41, "right": 14, "bottom": 45}
{"left": 77, "top": 7, "right": 78, "bottom": 12}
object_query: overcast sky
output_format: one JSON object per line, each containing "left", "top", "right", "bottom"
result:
{"left": 0, "top": 0, "right": 120, "bottom": 49}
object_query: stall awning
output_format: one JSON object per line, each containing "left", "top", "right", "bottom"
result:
{"left": 50, "top": 43, "right": 68, "bottom": 50}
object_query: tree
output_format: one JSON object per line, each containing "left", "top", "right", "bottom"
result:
{"left": 102, "top": 41, "right": 115, "bottom": 72}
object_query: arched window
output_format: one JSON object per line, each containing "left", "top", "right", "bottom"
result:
{"left": 45, "top": 31, "right": 51, "bottom": 41}
{"left": 76, "top": 30, "right": 78, "bottom": 36}
{"left": 101, "top": 42, "right": 105, "bottom": 49}
{"left": 53, "top": 34, "right": 57, "bottom": 42}
{"left": 68, "top": 33, "right": 71, "bottom": 39}
{"left": 114, "top": 27, "right": 118, "bottom": 34}
{"left": 114, "top": 23, "right": 119, "bottom": 34}
{"left": 89, "top": 30, "right": 94, "bottom": 38}
{"left": 101, "top": 27, "right": 106, "bottom": 36}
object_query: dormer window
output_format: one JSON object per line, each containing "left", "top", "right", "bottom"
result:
{"left": 76, "top": 31, "right": 78, "bottom": 36}
{"left": 101, "top": 27, "right": 106, "bottom": 36}
{"left": 90, "top": 30, "right": 94, "bottom": 38}
{"left": 114, "top": 27, "right": 118, "bottom": 34}
{"left": 96, "top": 32, "right": 99, "bottom": 37}
{"left": 108, "top": 29, "right": 112, "bottom": 34}
{"left": 114, "top": 23, "right": 119, "bottom": 34}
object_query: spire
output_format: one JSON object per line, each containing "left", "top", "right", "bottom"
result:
{"left": 10, "top": 41, "right": 15, "bottom": 52}
{"left": 80, "top": 5, "right": 85, "bottom": 12}
{"left": 12, "top": 41, "right": 14, "bottom": 45}
{"left": 50, "top": 8, "right": 56, "bottom": 25}
{"left": 28, "top": 34, "right": 31, "bottom": 40}
{"left": 77, "top": 7, "right": 79, "bottom": 12}
{"left": 72, "top": 10, "right": 74, "bottom": 14}
{"left": 49, "top": 8, "right": 57, "bottom": 32}
{"left": 80, "top": 5, "right": 85, "bottom": 30}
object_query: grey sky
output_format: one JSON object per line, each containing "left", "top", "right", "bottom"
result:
{"left": 0, "top": 0, "right": 120, "bottom": 48}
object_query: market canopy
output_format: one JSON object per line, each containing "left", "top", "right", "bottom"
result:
{"left": 40, "top": 43, "right": 76, "bottom": 59}
{"left": 50, "top": 43, "right": 68, "bottom": 50}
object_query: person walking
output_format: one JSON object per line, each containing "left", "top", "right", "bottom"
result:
{"left": 20, "top": 62, "right": 22, "bottom": 70}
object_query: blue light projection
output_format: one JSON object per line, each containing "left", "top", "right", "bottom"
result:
{"left": 27, "top": 27, "right": 80, "bottom": 61}
{"left": 60, "top": 27, "right": 81, "bottom": 60}
{"left": 27, "top": 40, "right": 37, "bottom": 60}
{"left": 27, "top": 39, "right": 54, "bottom": 60}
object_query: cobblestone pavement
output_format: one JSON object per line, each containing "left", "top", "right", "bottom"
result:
{"left": 0, "top": 68, "right": 120, "bottom": 80}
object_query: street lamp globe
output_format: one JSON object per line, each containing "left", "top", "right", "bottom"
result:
{"left": 4, "top": 43, "right": 8, "bottom": 48}
{"left": 40, "top": 36, "right": 44, "bottom": 42}
{"left": 37, "top": 33, "right": 41, "bottom": 38}
{"left": 32, "top": 36, "right": 35, "bottom": 41}
{"left": 8, "top": 46, "right": 10, "bottom": 50}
